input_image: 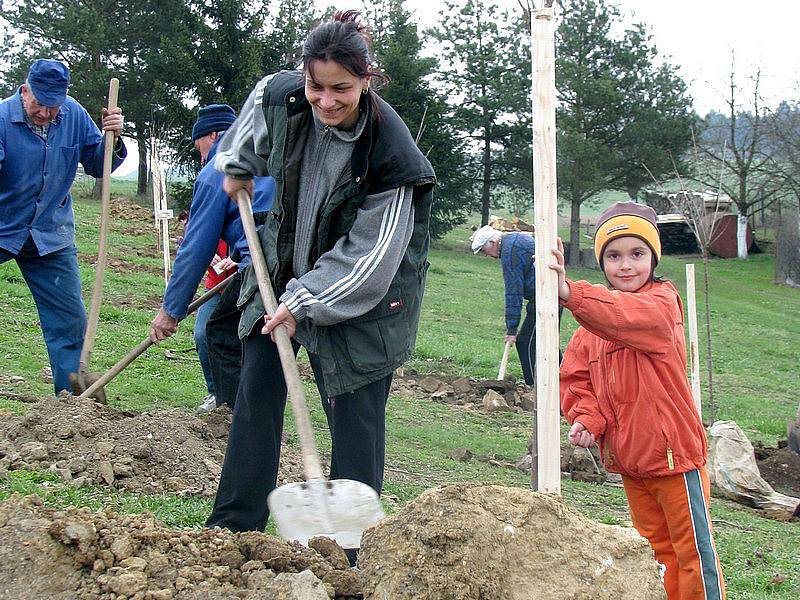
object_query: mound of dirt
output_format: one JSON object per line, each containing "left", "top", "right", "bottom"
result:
{"left": 359, "top": 484, "right": 665, "bottom": 600}
{"left": 111, "top": 198, "right": 154, "bottom": 222}
{"left": 0, "top": 494, "right": 360, "bottom": 599}
{"left": 755, "top": 444, "right": 800, "bottom": 499}
{"left": 0, "top": 397, "right": 307, "bottom": 496}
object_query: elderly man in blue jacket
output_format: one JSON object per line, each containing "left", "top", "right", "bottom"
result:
{"left": 0, "top": 59, "right": 126, "bottom": 395}
{"left": 149, "top": 104, "right": 274, "bottom": 411}
{"left": 472, "top": 225, "right": 562, "bottom": 386}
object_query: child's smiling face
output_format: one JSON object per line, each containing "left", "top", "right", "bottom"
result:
{"left": 601, "top": 236, "right": 653, "bottom": 292}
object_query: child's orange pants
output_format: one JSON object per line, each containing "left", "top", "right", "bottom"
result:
{"left": 623, "top": 467, "right": 725, "bottom": 600}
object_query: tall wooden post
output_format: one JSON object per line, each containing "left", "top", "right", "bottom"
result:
{"left": 531, "top": 5, "right": 561, "bottom": 494}
{"left": 685, "top": 264, "right": 702, "bottom": 418}
{"left": 150, "top": 140, "right": 172, "bottom": 287}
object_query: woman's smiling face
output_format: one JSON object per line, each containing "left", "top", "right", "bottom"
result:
{"left": 305, "top": 59, "right": 367, "bottom": 130}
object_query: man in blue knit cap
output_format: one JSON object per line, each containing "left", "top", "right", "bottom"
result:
{"left": 0, "top": 58, "right": 126, "bottom": 395}
{"left": 472, "top": 225, "right": 561, "bottom": 385}
{"left": 149, "top": 104, "right": 274, "bottom": 411}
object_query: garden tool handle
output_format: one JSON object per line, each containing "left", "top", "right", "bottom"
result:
{"left": 77, "top": 277, "right": 231, "bottom": 399}
{"left": 498, "top": 340, "right": 513, "bottom": 380}
{"left": 236, "top": 189, "right": 325, "bottom": 481}
{"left": 79, "top": 78, "right": 119, "bottom": 371}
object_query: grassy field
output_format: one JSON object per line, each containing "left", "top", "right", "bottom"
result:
{"left": 1, "top": 187, "right": 799, "bottom": 597}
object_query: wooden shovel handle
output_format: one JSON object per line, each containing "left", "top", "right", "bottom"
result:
{"left": 79, "top": 78, "right": 119, "bottom": 371}
{"left": 77, "top": 277, "right": 231, "bottom": 399}
{"left": 236, "top": 189, "right": 325, "bottom": 482}
{"left": 497, "top": 340, "right": 513, "bottom": 380}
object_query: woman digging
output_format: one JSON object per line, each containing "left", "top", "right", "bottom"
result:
{"left": 206, "top": 9, "right": 435, "bottom": 552}
{"left": 551, "top": 202, "right": 725, "bottom": 599}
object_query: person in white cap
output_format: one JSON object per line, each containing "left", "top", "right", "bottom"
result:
{"left": 472, "top": 224, "right": 560, "bottom": 384}
{"left": 0, "top": 58, "right": 126, "bottom": 395}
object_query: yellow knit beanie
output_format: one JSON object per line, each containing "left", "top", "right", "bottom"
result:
{"left": 594, "top": 202, "right": 662, "bottom": 264}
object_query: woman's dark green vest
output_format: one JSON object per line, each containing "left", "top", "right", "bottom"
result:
{"left": 237, "top": 70, "right": 435, "bottom": 396}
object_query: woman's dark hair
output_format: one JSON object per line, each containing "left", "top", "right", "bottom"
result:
{"left": 303, "top": 11, "right": 388, "bottom": 113}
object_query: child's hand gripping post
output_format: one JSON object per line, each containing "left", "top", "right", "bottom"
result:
{"left": 549, "top": 237, "right": 571, "bottom": 302}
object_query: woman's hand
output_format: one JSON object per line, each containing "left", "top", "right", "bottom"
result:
{"left": 549, "top": 237, "right": 571, "bottom": 302}
{"left": 261, "top": 303, "right": 297, "bottom": 341}
{"left": 568, "top": 421, "right": 595, "bottom": 448}
{"left": 223, "top": 176, "right": 254, "bottom": 201}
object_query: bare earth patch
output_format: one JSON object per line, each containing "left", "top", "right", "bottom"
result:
{"left": 0, "top": 397, "right": 307, "bottom": 496}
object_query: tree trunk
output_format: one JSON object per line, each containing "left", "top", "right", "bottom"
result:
{"left": 569, "top": 199, "right": 581, "bottom": 266}
{"left": 775, "top": 209, "right": 800, "bottom": 287}
{"left": 92, "top": 177, "right": 102, "bottom": 199}
{"left": 137, "top": 134, "right": 148, "bottom": 197}
{"left": 701, "top": 249, "right": 716, "bottom": 423}
{"left": 481, "top": 126, "right": 491, "bottom": 227}
{"left": 736, "top": 214, "right": 748, "bottom": 259}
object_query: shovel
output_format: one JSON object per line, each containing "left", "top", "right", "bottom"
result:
{"left": 70, "top": 78, "right": 119, "bottom": 403}
{"left": 235, "top": 189, "right": 384, "bottom": 549}
{"left": 77, "top": 277, "right": 232, "bottom": 400}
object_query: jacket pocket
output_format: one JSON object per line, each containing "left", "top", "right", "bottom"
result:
{"left": 343, "top": 296, "right": 410, "bottom": 373}
{"left": 610, "top": 397, "right": 671, "bottom": 476}
{"left": 56, "top": 145, "right": 80, "bottom": 181}
{"left": 604, "top": 346, "right": 639, "bottom": 404}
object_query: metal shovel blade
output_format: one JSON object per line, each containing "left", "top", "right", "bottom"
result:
{"left": 268, "top": 479, "right": 385, "bottom": 549}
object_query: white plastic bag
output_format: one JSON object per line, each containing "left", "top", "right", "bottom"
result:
{"left": 707, "top": 421, "right": 799, "bottom": 520}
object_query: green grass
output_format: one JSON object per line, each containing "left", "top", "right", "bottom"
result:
{"left": 1, "top": 184, "right": 799, "bottom": 597}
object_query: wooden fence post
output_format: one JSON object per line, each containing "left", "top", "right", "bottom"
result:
{"left": 685, "top": 264, "right": 702, "bottom": 418}
{"left": 531, "top": 4, "right": 560, "bottom": 494}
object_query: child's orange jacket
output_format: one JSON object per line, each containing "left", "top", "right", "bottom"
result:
{"left": 560, "top": 279, "right": 707, "bottom": 478}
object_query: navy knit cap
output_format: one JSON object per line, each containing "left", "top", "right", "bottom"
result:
{"left": 27, "top": 59, "right": 70, "bottom": 106}
{"left": 192, "top": 104, "right": 236, "bottom": 141}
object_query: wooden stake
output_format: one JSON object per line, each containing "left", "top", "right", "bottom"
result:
{"left": 150, "top": 140, "right": 172, "bottom": 287}
{"left": 531, "top": 6, "right": 561, "bottom": 495}
{"left": 685, "top": 264, "right": 702, "bottom": 418}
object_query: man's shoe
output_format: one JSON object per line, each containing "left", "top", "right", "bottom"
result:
{"left": 196, "top": 394, "right": 217, "bottom": 413}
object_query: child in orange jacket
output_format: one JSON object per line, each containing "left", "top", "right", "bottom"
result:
{"left": 551, "top": 202, "right": 725, "bottom": 600}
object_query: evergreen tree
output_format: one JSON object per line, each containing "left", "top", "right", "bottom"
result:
{"left": 429, "top": 0, "right": 531, "bottom": 226}
{"left": 268, "top": 0, "right": 317, "bottom": 69}
{"left": 1, "top": 0, "right": 199, "bottom": 195}
{"left": 556, "top": 0, "right": 693, "bottom": 264}
{"left": 367, "top": 0, "right": 472, "bottom": 238}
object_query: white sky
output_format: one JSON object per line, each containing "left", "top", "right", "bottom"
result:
{"left": 111, "top": 0, "right": 800, "bottom": 176}
{"left": 401, "top": 0, "right": 800, "bottom": 115}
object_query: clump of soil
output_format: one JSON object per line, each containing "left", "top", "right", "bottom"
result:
{"left": 0, "top": 494, "right": 360, "bottom": 599}
{"left": 79, "top": 253, "right": 162, "bottom": 275}
{"left": 754, "top": 442, "right": 800, "bottom": 499}
{"left": 0, "top": 396, "right": 307, "bottom": 496}
{"left": 392, "top": 373, "right": 536, "bottom": 414}
{"left": 359, "top": 484, "right": 665, "bottom": 600}
{"left": 111, "top": 198, "right": 154, "bottom": 222}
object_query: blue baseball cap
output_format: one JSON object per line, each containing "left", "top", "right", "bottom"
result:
{"left": 192, "top": 104, "right": 236, "bottom": 141}
{"left": 27, "top": 59, "right": 70, "bottom": 107}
